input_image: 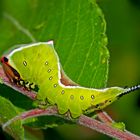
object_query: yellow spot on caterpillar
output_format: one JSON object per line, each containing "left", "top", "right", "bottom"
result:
{"left": 80, "top": 96, "right": 84, "bottom": 100}
{"left": 25, "top": 82, "right": 30, "bottom": 89}
{"left": 19, "top": 80, "right": 24, "bottom": 85}
{"left": 45, "top": 61, "right": 48, "bottom": 65}
{"left": 30, "top": 83, "right": 35, "bottom": 89}
{"left": 48, "top": 69, "right": 51, "bottom": 73}
{"left": 91, "top": 95, "right": 95, "bottom": 99}
{"left": 61, "top": 90, "right": 65, "bottom": 94}
{"left": 54, "top": 84, "right": 57, "bottom": 88}
{"left": 49, "top": 76, "right": 53, "bottom": 80}
{"left": 70, "top": 95, "right": 74, "bottom": 100}
{"left": 23, "top": 61, "right": 27, "bottom": 66}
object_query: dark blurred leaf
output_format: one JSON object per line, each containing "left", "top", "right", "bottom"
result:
{"left": 0, "top": 84, "right": 33, "bottom": 110}
{"left": 24, "top": 126, "right": 44, "bottom": 140}
{"left": 23, "top": 115, "right": 73, "bottom": 129}
{"left": 99, "top": 0, "right": 140, "bottom": 137}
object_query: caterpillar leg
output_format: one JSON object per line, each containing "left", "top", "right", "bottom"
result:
{"left": 2, "top": 107, "right": 58, "bottom": 131}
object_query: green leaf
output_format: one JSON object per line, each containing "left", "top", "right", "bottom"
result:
{"left": 0, "top": 84, "right": 34, "bottom": 111}
{"left": 0, "top": 96, "right": 24, "bottom": 140}
{"left": 23, "top": 115, "right": 73, "bottom": 129}
{"left": 0, "top": 0, "right": 108, "bottom": 88}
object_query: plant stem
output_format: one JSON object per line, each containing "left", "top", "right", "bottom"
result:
{"left": 1, "top": 66, "right": 140, "bottom": 139}
{"left": 78, "top": 115, "right": 140, "bottom": 140}
{"left": 3, "top": 106, "right": 140, "bottom": 140}
{"left": 96, "top": 110, "right": 113, "bottom": 124}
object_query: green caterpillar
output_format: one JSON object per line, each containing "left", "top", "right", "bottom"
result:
{"left": 1, "top": 41, "right": 139, "bottom": 118}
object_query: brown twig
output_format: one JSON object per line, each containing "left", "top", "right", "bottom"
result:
{"left": 2, "top": 107, "right": 59, "bottom": 130}
{"left": 96, "top": 110, "right": 113, "bottom": 124}
{"left": 0, "top": 66, "right": 140, "bottom": 140}
{"left": 78, "top": 115, "right": 140, "bottom": 140}
{"left": 3, "top": 107, "right": 140, "bottom": 140}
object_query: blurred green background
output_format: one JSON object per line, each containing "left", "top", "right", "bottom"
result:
{"left": 99, "top": 0, "right": 140, "bottom": 139}
{"left": 0, "top": 0, "right": 140, "bottom": 139}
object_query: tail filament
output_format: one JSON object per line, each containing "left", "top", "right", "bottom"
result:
{"left": 118, "top": 85, "right": 140, "bottom": 98}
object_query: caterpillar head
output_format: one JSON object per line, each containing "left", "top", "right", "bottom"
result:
{"left": 0, "top": 41, "right": 56, "bottom": 91}
{"left": 1, "top": 54, "right": 39, "bottom": 91}
{"left": 1, "top": 56, "right": 21, "bottom": 84}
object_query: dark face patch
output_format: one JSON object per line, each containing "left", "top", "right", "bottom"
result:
{"left": 0, "top": 56, "right": 39, "bottom": 92}
{"left": 3, "top": 57, "right": 8, "bottom": 63}
{"left": 1, "top": 56, "right": 21, "bottom": 83}
{"left": 1, "top": 56, "right": 8, "bottom": 63}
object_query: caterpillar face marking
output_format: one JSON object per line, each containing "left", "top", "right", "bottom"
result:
{"left": 17, "top": 79, "right": 39, "bottom": 91}
{"left": 95, "top": 104, "right": 100, "bottom": 108}
{"left": 0, "top": 56, "right": 21, "bottom": 83}
{"left": 1, "top": 56, "right": 39, "bottom": 91}
{"left": 19, "top": 80, "right": 24, "bottom": 85}
{"left": 1, "top": 41, "right": 140, "bottom": 118}
{"left": 1, "top": 57, "right": 8, "bottom": 63}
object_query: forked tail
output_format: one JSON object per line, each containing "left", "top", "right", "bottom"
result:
{"left": 118, "top": 85, "right": 140, "bottom": 98}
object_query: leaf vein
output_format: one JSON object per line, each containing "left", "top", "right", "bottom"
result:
{"left": 76, "top": 10, "right": 95, "bottom": 82}
{"left": 55, "top": 0, "right": 65, "bottom": 49}
{"left": 3, "top": 12, "right": 36, "bottom": 42}
{"left": 63, "top": 0, "right": 81, "bottom": 68}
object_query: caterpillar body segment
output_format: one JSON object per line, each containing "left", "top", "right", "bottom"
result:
{"left": 1, "top": 41, "right": 139, "bottom": 118}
